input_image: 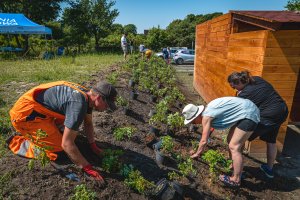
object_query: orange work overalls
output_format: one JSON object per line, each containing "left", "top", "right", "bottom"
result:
{"left": 9, "top": 81, "right": 89, "bottom": 160}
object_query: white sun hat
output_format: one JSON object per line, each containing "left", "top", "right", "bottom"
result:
{"left": 182, "top": 104, "right": 205, "bottom": 125}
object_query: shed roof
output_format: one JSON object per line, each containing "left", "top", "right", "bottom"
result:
{"left": 230, "top": 11, "right": 300, "bottom": 31}
{"left": 230, "top": 10, "right": 300, "bottom": 23}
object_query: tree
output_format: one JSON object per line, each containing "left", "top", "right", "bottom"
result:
{"left": 63, "top": 0, "right": 119, "bottom": 51}
{"left": 146, "top": 27, "right": 169, "bottom": 51}
{"left": 124, "top": 24, "right": 137, "bottom": 35}
{"left": 285, "top": 0, "right": 300, "bottom": 11}
{"left": 111, "top": 23, "right": 124, "bottom": 34}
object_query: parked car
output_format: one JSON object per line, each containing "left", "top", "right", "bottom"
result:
{"left": 155, "top": 47, "right": 187, "bottom": 59}
{"left": 173, "top": 49, "right": 195, "bottom": 65}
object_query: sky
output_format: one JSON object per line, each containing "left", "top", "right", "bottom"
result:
{"left": 113, "top": 0, "right": 289, "bottom": 33}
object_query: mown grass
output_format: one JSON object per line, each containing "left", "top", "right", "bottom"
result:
{"left": 0, "top": 54, "right": 122, "bottom": 136}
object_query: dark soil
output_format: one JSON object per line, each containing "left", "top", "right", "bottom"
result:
{"left": 0, "top": 65, "right": 299, "bottom": 200}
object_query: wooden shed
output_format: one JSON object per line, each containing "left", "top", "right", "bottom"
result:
{"left": 194, "top": 11, "right": 300, "bottom": 144}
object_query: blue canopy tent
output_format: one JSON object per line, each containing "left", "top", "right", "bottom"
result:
{"left": 0, "top": 13, "right": 52, "bottom": 35}
{"left": 0, "top": 13, "right": 52, "bottom": 53}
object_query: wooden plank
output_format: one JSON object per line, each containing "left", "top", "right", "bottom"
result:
{"left": 266, "top": 38, "right": 300, "bottom": 48}
{"left": 210, "top": 18, "right": 230, "bottom": 27}
{"left": 226, "top": 65, "right": 262, "bottom": 76}
{"left": 228, "top": 38, "right": 266, "bottom": 47}
{"left": 227, "top": 59, "right": 263, "bottom": 72}
{"left": 265, "top": 48, "right": 300, "bottom": 57}
{"left": 210, "top": 14, "right": 230, "bottom": 24}
{"left": 230, "top": 30, "right": 268, "bottom": 39}
{"left": 262, "top": 65, "right": 299, "bottom": 73}
{"left": 262, "top": 73, "right": 298, "bottom": 81}
{"left": 269, "top": 30, "right": 300, "bottom": 39}
{"left": 228, "top": 46, "right": 265, "bottom": 55}
{"left": 228, "top": 52, "right": 264, "bottom": 63}
{"left": 266, "top": 80, "right": 297, "bottom": 90}
{"left": 263, "top": 57, "right": 300, "bottom": 65}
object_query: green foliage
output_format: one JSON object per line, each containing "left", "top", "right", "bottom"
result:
{"left": 26, "top": 129, "right": 52, "bottom": 170}
{"left": 0, "top": 135, "right": 8, "bottom": 158}
{"left": 167, "top": 112, "right": 184, "bottom": 129}
{"left": 168, "top": 171, "right": 181, "bottom": 181}
{"left": 0, "top": 171, "right": 16, "bottom": 199}
{"left": 177, "top": 156, "right": 197, "bottom": 177}
{"left": 202, "top": 150, "right": 232, "bottom": 177}
{"left": 124, "top": 24, "right": 137, "bottom": 35}
{"left": 146, "top": 27, "right": 169, "bottom": 51}
{"left": 120, "top": 164, "right": 134, "bottom": 178}
{"left": 70, "top": 184, "right": 96, "bottom": 200}
{"left": 191, "top": 140, "right": 199, "bottom": 152}
{"left": 285, "top": 0, "right": 300, "bottom": 11}
{"left": 0, "top": 109, "right": 11, "bottom": 136}
{"left": 113, "top": 127, "right": 136, "bottom": 141}
{"left": 124, "top": 170, "right": 155, "bottom": 194}
{"left": 101, "top": 149, "right": 123, "bottom": 173}
{"left": 116, "top": 96, "right": 129, "bottom": 107}
{"left": 149, "top": 99, "right": 170, "bottom": 125}
{"left": 161, "top": 136, "right": 174, "bottom": 153}
{"left": 106, "top": 71, "right": 119, "bottom": 85}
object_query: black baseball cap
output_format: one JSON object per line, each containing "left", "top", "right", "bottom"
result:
{"left": 93, "top": 82, "right": 118, "bottom": 111}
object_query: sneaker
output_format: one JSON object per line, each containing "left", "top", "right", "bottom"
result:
{"left": 260, "top": 164, "right": 274, "bottom": 178}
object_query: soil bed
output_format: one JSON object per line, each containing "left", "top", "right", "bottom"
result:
{"left": 0, "top": 64, "right": 299, "bottom": 200}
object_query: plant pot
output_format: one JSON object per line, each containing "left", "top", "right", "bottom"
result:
{"left": 189, "top": 124, "right": 198, "bottom": 133}
{"left": 148, "top": 109, "right": 156, "bottom": 117}
{"left": 155, "top": 150, "right": 165, "bottom": 165}
{"left": 166, "top": 127, "right": 175, "bottom": 137}
{"left": 153, "top": 140, "right": 162, "bottom": 151}
{"left": 152, "top": 178, "right": 181, "bottom": 200}
{"left": 130, "top": 91, "right": 138, "bottom": 100}
{"left": 150, "top": 95, "right": 157, "bottom": 103}
{"left": 170, "top": 181, "right": 184, "bottom": 197}
{"left": 128, "top": 79, "right": 135, "bottom": 88}
{"left": 122, "top": 107, "right": 130, "bottom": 115}
{"left": 176, "top": 101, "right": 183, "bottom": 108}
{"left": 150, "top": 126, "right": 160, "bottom": 136}
{"left": 145, "top": 133, "right": 157, "bottom": 149}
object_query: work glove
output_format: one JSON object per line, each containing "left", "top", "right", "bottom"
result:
{"left": 90, "top": 142, "right": 103, "bottom": 156}
{"left": 82, "top": 164, "right": 104, "bottom": 182}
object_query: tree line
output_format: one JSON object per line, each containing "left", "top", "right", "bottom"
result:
{"left": 0, "top": 0, "right": 299, "bottom": 55}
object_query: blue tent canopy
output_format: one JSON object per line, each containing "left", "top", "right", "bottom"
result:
{"left": 0, "top": 13, "right": 52, "bottom": 35}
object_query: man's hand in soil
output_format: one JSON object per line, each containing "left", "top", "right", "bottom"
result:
{"left": 83, "top": 164, "right": 104, "bottom": 182}
{"left": 189, "top": 149, "right": 201, "bottom": 159}
{"left": 90, "top": 142, "right": 103, "bottom": 156}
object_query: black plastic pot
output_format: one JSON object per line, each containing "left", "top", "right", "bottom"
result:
{"left": 130, "top": 90, "right": 138, "bottom": 100}
{"left": 122, "top": 107, "right": 130, "bottom": 115}
{"left": 152, "top": 178, "right": 183, "bottom": 200}
{"left": 150, "top": 95, "right": 157, "bottom": 103}
{"left": 155, "top": 150, "right": 165, "bottom": 165}
{"left": 176, "top": 101, "right": 183, "bottom": 108}
{"left": 170, "top": 181, "right": 184, "bottom": 197}
{"left": 189, "top": 124, "right": 198, "bottom": 133}
{"left": 153, "top": 140, "right": 162, "bottom": 151}
{"left": 166, "top": 127, "right": 175, "bottom": 137}
{"left": 128, "top": 79, "right": 135, "bottom": 88}
{"left": 150, "top": 126, "right": 160, "bottom": 136}
{"left": 148, "top": 109, "right": 157, "bottom": 117}
{"left": 145, "top": 134, "right": 157, "bottom": 149}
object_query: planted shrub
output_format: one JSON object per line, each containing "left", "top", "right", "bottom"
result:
{"left": 27, "top": 129, "right": 52, "bottom": 170}
{"left": 70, "top": 184, "right": 96, "bottom": 200}
{"left": 202, "top": 149, "right": 232, "bottom": 177}
{"left": 113, "top": 127, "right": 136, "bottom": 141}
{"left": 167, "top": 112, "right": 184, "bottom": 130}
{"left": 101, "top": 149, "right": 124, "bottom": 173}
{"left": 124, "top": 169, "right": 155, "bottom": 194}
{"left": 168, "top": 171, "right": 181, "bottom": 181}
{"left": 106, "top": 71, "right": 119, "bottom": 85}
{"left": 116, "top": 96, "right": 129, "bottom": 107}
{"left": 161, "top": 135, "right": 174, "bottom": 153}
{"left": 177, "top": 155, "right": 197, "bottom": 177}
{"left": 120, "top": 164, "right": 134, "bottom": 178}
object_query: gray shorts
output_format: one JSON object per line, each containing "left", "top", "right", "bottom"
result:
{"left": 122, "top": 45, "right": 128, "bottom": 54}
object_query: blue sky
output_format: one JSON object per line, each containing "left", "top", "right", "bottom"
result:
{"left": 113, "top": 0, "right": 289, "bottom": 33}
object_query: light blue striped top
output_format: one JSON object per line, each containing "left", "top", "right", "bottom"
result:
{"left": 202, "top": 97, "right": 260, "bottom": 130}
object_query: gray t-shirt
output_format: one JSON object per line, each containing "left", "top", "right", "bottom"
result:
{"left": 202, "top": 97, "right": 260, "bottom": 130}
{"left": 35, "top": 85, "right": 92, "bottom": 131}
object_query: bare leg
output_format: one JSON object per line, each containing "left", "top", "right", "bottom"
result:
{"left": 228, "top": 127, "right": 253, "bottom": 183}
{"left": 227, "top": 126, "right": 235, "bottom": 161}
{"left": 267, "top": 142, "right": 277, "bottom": 169}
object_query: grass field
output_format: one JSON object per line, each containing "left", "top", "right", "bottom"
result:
{"left": 0, "top": 54, "right": 122, "bottom": 135}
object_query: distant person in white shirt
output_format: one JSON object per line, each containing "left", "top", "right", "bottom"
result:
{"left": 121, "top": 33, "right": 128, "bottom": 60}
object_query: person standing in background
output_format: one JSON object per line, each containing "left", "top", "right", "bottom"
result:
{"left": 121, "top": 33, "right": 128, "bottom": 60}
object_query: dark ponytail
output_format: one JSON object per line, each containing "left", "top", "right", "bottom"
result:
{"left": 227, "top": 70, "right": 255, "bottom": 85}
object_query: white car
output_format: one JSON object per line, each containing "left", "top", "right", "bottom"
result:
{"left": 155, "top": 48, "right": 186, "bottom": 59}
{"left": 173, "top": 49, "right": 195, "bottom": 65}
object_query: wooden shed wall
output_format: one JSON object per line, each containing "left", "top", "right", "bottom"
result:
{"left": 262, "top": 30, "right": 300, "bottom": 142}
{"left": 194, "top": 14, "right": 231, "bottom": 102}
{"left": 194, "top": 15, "right": 300, "bottom": 143}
